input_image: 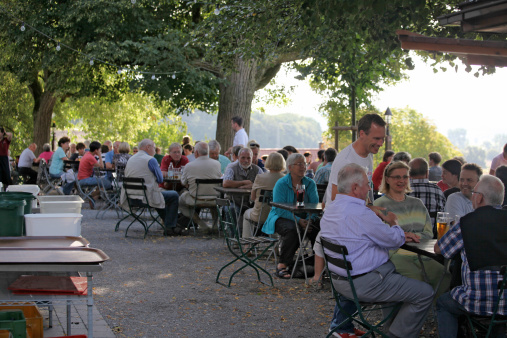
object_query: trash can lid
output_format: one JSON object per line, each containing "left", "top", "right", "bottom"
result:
{"left": 0, "top": 200, "right": 26, "bottom": 209}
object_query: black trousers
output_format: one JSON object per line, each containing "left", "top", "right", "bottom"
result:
{"left": 18, "top": 167, "right": 38, "bottom": 184}
{"left": 0, "top": 156, "right": 11, "bottom": 188}
{"left": 275, "top": 217, "right": 319, "bottom": 266}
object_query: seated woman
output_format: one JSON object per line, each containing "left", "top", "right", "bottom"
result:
{"left": 262, "top": 153, "right": 319, "bottom": 279}
{"left": 48, "top": 136, "right": 74, "bottom": 195}
{"left": 113, "top": 142, "right": 132, "bottom": 170}
{"left": 38, "top": 143, "right": 54, "bottom": 162}
{"left": 374, "top": 161, "right": 449, "bottom": 294}
{"left": 242, "top": 152, "right": 285, "bottom": 238}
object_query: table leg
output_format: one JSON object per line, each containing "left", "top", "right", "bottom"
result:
{"left": 289, "top": 212, "right": 311, "bottom": 282}
{"left": 67, "top": 300, "right": 72, "bottom": 335}
{"left": 87, "top": 272, "right": 94, "bottom": 338}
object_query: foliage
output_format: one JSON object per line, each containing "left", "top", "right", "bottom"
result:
{"left": 447, "top": 128, "right": 468, "bottom": 149}
{"left": 462, "top": 145, "right": 486, "bottom": 168}
{"left": 181, "top": 110, "right": 322, "bottom": 149}
{"left": 54, "top": 92, "right": 187, "bottom": 151}
{"left": 0, "top": 71, "right": 33, "bottom": 155}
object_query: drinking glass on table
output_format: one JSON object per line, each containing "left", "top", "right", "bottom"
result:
{"left": 437, "top": 212, "right": 450, "bottom": 239}
{"left": 296, "top": 184, "right": 305, "bottom": 208}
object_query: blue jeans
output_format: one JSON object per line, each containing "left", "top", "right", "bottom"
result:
{"left": 78, "top": 176, "right": 112, "bottom": 190}
{"left": 50, "top": 172, "right": 75, "bottom": 195}
{"left": 329, "top": 298, "right": 356, "bottom": 333}
{"left": 159, "top": 190, "right": 179, "bottom": 228}
{"left": 437, "top": 292, "right": 506, "bottom": 337}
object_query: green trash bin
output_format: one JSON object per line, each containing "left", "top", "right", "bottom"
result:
{"left": 0, "top": 192, "right": 36, "bottom": 215}
{"left": 0, "top": 200, "right": 26, "bottom": 237}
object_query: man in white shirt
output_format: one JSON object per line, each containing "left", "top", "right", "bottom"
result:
{"left": 225, "top": 116, "right": 249, "bottom": 157}
{"left": 18, "top": 143, "right": 40, "bottom": 184}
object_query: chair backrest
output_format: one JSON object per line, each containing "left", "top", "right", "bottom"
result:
{"left": 320, "top": 237, "right": 353, "bottom": 272}
{"left": 195, "top": 178, "right": 223, "bottom": 200}
{"left": 317, "top": 184, "right": 327, "bottom": 202}
{"left": 122, "top": 177, "right": 150, "bottom": 207}
{"left": 216, "top": 198, "right": 240, "bottom": 241}
{"left": 253, "top": 189, "right": 273, "bottom": 234}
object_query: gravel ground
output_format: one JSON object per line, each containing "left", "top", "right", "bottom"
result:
{"left": 80, "top": 206, "right": 439, "bottom": 337}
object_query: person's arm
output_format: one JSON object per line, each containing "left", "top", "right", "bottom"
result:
{"left": 434, "top": 223, "right": 463, "bottom": 257}
{"left": 148, "top": 158, "right": 164, "bottom": 184}
{"left": 445, "top": 194, "right": 464, "bottom": 219}
{"left": 223, "top": 179, "right": 252, "bottom": 188}
{"left": 5, "top": 132, "right": 12, "bottom": 141}
{"left": 105, "top": 151, "right": 114, "bottom": 169}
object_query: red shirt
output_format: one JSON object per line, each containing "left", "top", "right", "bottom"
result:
{"left": 160, "top": 155, "right": 189, "bottom": 171}
{"left": 78, "top": 152, "right": 97, "bottom": 180}
{"left": 437, "top": 180, "right": 449, "bottom": 192}
{"left": 0, "top": 137, "right": 10, "bottom": 156}
{"left": 372, "top": 161, "right": 389, "bottom": 191}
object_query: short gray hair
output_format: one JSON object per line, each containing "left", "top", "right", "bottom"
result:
{"left": 337, "top": 163, "right": 368, "bottom": 194}
{"left": 477, "top": 175, "right": 504, "bottom": 206}
{"left": 238, "top": 147, "right": 252, "bottom": 157}
{"left": 194, "top": 141, "right": 209, "bottom": 156}
{"left": 138, "top": 139, "right": 154, "bottom": 150}
{"left": 168, "top": 142, "right": 182, "bottom": 153}
{"left": 286, "top": 153, "right": 304, "bottom": 167}
{"left": 42, "top": 143, "right": 51, "bottom": 152}
{"left": 208, "top": 140, "right": 221, "bottom": 152}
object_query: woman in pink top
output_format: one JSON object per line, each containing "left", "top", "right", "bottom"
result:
{"left": 38, "top": 143, "right": 53, "bottom": 162}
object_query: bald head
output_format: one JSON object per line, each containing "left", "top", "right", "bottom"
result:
{"left": 28, "top": 143, "right": 37, "bottom": 152}
{"left": 409, "top": 157, "right": 428, "bottom": 179}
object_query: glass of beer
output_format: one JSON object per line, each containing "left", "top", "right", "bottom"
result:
{"left": 296, "top": 184, "right": 305, "bottom": 208}
{"left": 437, "top": 212, "right": 450, "bottom": 239}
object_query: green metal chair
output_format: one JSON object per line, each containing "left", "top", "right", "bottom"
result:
{"left": 116, "top": 177, "right": 165, "bottom": 238}
{"left": 215, "top": 198, "right": 278, "bottom": 287}
{"left": 186, "top": 178, "right": 223, "bottom": 234}
{"left": 320, "top": 237, "right": 402, "bottom": 338}
{"left": 465, "top": 265, "right": 507, "bottom": 338}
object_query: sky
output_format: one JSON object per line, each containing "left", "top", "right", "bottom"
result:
{"left": 254, "top": 53, "right": 507, "bottom": 147}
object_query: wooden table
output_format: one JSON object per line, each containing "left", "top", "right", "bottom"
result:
{"left": 214, "top": 186, "right": 252, "bottom": 222}
{"left": 270, "top": 202, "right": 323, "bottom": 281}
{"left": 163, "top": 178, "right": 182, "bottom": 191}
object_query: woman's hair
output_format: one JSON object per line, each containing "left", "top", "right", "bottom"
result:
{"left": 265, "top": 152, "right": 286, "bottom": 172}
{"left": 286, "top": 153, "right": 304, "bottom": 168}
{"left": 42, "top": 143, "right": 51, "bottom": 152}
{"left": 118, "top": 142, "right": 130, "bottom": 154}
{"left": 382, "top": 150, "right": 395, "bottom": 163}
{"left": 379, "top": 161, "right": 412, "bottom": 194}
{"left": 58, "top": 136, "right": 70, "bottom": 147}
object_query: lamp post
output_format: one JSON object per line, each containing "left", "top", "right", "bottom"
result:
{"left": 384, "top": 108, "right": 392, "bottom": 151}
{"left": 51, "top": 121, "right": 56, "bottom": 151}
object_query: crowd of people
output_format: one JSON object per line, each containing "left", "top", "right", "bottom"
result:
{"left": 1, "top": 113, "right": 506, "bottom": 337}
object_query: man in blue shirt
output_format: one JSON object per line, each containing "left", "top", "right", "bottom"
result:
{"left": 314, "top": 148, "right": 337, "bottom": 185}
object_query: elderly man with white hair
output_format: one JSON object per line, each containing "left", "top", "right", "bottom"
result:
{"left": 208, "top": 140, "right": 230, "bottom": 174}
{"left": 160, "top": 142, "right": 189, "bottom": 191}
{"left": 179, "top": 142, "right": 222, "bottom": 228}
{"left": 120, "top": 139, "right": 183, "bottom": 236}
{"left": 435, "top": 175, "right": 507, "bottom": 337}
{"left": 18, "top": 143, "right": 41, "bottom": 184}
{"left": 223, "top": 147, "right": 263, "bottom": 205}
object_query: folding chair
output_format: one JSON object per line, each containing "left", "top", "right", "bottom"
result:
{"left": 186, "top": 178, "right": 223, "bottom": 234}
{"left": 75, "top": 173, "right": 97, "bottom": 209}
{"left": 116, "top": 177, "right": 165, "bottom": 238}
{"left": 245, "top": 189, "right": 273, "bottom": 237}
{"left": 94, "top": 167, "right": 121, "bottom": 219}
{"left": 465, "top": 265, "right": 507, "bottom": 338}
{"left": 320, "top": 237, "right": 402, "bottom": 338}
{"left": 317, "top": 184, "right": 327, "bottom": 203}
{"left": 38, "top": 159, "right": 63, "bottom": 195}
{"left": 215, "top": 198, "right": 279, "bottom": 287}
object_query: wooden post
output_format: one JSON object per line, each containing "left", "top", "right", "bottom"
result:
{"left": 334, "top": 121, "right": 339, "bottom": 151}
{"left": 351, "top": 88, "right": 357, "bottom": 142}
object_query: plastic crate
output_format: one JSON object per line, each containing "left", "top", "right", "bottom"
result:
{"left": 24, "top": 214, "right": 82, "bottom": 236}
{"left": 0, "top": 310, "right": 26, "bottom": 338}
{"left": 37, "top": 196, "right": 84, "bottom": 214}
{"left": 0, "top": 304, "right": 41, "bottom": 338}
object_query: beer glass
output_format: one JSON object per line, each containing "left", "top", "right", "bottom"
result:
{"left": 437, "top": 212, "right": 450, "bottom": 239}
{"left": 296, "top": 184, "right": 305, "bottom": 208}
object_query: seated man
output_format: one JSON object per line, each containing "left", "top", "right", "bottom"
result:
{"left": 208, "top": 140, "right": 230, "bottom": 174}
{"left": 77, "top": 141, "right": 112, "bottom": 206}
{"left": 320, "top": 163, "right": 434, "bottom": 338}
{"left": 179, "top": 142, "right": 222, "bottom": 228}
{"left": 249, "top": 140, "right": 265, "bottom": 172}
{"left": 313, "top": 148, "right": 337, "bottom": 185}
{"left": 120, "top": 139, "right": 183, "bottom": 236}
{"left": 160, "top": 142, "right": 189, "bottom": 191}
{"left": 445, "top": 163, "right": 482, "bottom": 219}
{"left": 223, "top": 147, "right": 263, "bottom": 200}
{"left": 17, "top": 143, "right": 40, "bottom": 184}
{"left": 435, "top": 175, "right": 507, "bottom": 337}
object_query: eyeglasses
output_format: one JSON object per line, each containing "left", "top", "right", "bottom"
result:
{"left": 471, "top": 190, "right": 483, "bottom": 196}
{"left": 388, "top": 175, "right": 409, "bottom": 181}
{"left": 292, "top": 162, "right": 306, "bottom": 168}
{"left": 249, "top": 142, "right": 260, "bottom": 148}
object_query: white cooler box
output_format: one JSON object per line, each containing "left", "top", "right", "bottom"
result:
{"left": 37, "top": 195, "right": 84, "bottom": 214}
{"left": 24, "top": 213, "right": 83, "bottom": 236}
{"left": 7, "top": 184, "right": 40, "bottom": 208}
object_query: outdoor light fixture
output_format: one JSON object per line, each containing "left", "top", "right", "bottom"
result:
{"left": 385, "top": 107, "right": 392, "bottom": 124}
{"left": 56, "top": 43, "right": 61, "bottom": 51}
{"left": 20, "top": 23, "right": 25, "bottom": 31}
{"left": 385, "top": 107, "right": 392, "bottom": 151}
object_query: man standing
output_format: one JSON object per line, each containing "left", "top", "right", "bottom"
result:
{"left": 445, "top": 163, "right": 483, "bottom": 219}
{"left": 408, "top": 157, "right": 446, "bottom": 236}
{"left": 208, "top": 140, "right": 230, "bottom": 174}
{"left": 224, "top": 116, "right": 249, "bottom": 157}
{"left": 324, "top": 114, "right": 386, "bottom": 205}
{"left": 321, "top": 163, "right": 433, "bottom": 338}
{"left": 489, "top": 143, "right": 507, "bottom": 175}
{"left": 179, "top": 142, "right": 222, "bottom": 228}
{"left": 0, "top": 127, "right": 13, "bottom": 188}
{"left": 428, "top": 152, "right": 443, "bottom": 181}
{"left": 314, "top": 148, "right": 337, "bottom": 185}
{"left": 435, "top": 175, "right": 507, "bottom": 337}
{"left": 18, "top": 143, "right": 40, "bottom": 184}
{"left": 120, "top": 139, "right": 182, "bottom": 236}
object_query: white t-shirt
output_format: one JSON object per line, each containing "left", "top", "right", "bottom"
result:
{"left": 233, "top": 128, "right": 249, "bottom": 147}
{"left": 324, "top": 143, "right": 374, "bottom": 204}
{"left": 490, "top": 153, "right": 507, "bottom": 173}
{"left": 18, "top": 148, "right": 36, "bottom": 168}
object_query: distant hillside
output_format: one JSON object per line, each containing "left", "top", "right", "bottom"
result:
{"left": 181, "top": 110, "right": 322, "bottom": 148}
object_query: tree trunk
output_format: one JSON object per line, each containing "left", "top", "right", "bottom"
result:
{"left": 216, "top": 58, "right": 259, "bottom": 153}
{"left": 32, "top": 91, "right": 57, "bottom": 157}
